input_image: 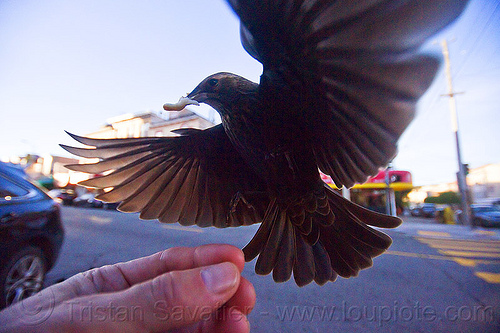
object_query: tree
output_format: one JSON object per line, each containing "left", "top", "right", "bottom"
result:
{"left": 424, "top": 191, "right": 461, "bottom": 204}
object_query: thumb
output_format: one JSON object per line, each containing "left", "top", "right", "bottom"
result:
{"left": 56, "top": 262, "right": 241, "bottom": 332}
{"left": 141, "top": 261, "right": 241, "bottom": 331}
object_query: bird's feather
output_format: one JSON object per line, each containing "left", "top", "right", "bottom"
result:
{"left": 62, "top": 125, "right": 268, "bottom": 227}
{"left": 243, "top": 184, "right": 401, "bottom": 285}
{"left": 227, "top": 0, "right": 469, "bottom": 187}
{"left": 63, "top": 0, "right": 468, "bottom": 286}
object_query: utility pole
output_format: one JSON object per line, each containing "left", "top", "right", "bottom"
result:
{"left": 440, "top": 39, "right": 472, "bottom": 226}
{"left": 384, "top": 164, "right": 397, "bottom": 216}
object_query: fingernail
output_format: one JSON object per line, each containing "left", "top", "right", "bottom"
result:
{"left": 201, "top": 262, "right": 238, "bottom": 294}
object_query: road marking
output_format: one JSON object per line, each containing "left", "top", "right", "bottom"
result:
{"left": 386, "top": 250, "right": 499, "bottom": 265}
{"left": 417, "top": 231, "right": 451, "bottom": 238}
{"left": 161, "top": 224, "right": 204, "bottom": 233}
{"left": 438, "top": 250, "right": 500, "bottom": 258}
{"left": 427, "top": 244, "right": 500, "bottom": 252}
{"left": 385, "top": 250, "right": 454, "bottom": 261}
{"left": 452, "top": 258, "right": 477, "bottom": 267}
{"left": 89, "top": 216, "right": 112, "bottom": 224}
{"left": 475, "top": 272, "right": 500, "bottom": 284}
{"left": 474, "top": 230, "right": 497, "bottom": 236}
{"left": 417, "top": 238, "right": 500, "bottom": 252}
{"left": 414, "top": 232, "right": 500, "bottom": 284}
{"left": 416, "top": 237, "right": 500, "bottom": 247}
{"left": 416, "top": 237, "right": 500, "bottom": 244}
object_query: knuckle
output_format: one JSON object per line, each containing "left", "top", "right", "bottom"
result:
{"left": 151, "top": 272, "right": 178, "bottom": 308}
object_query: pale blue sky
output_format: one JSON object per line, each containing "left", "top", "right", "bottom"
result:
{"left": 1, "top": 0, "right": 498, "bottom": 186}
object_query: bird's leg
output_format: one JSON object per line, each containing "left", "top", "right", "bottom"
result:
{"left": 284, "top": 152, "right": 299, "bottom": 176}
{"left": 265, "top": 144, "right": 287, "bottom": 160}
{"left": 229, "top": 191, "right": 270, "bottom": 213}
{"left": 229, "top": 192, "right": 253, "bottom": 213}
{"left": 265, "top": 145, "right": 298, "bottom": 175}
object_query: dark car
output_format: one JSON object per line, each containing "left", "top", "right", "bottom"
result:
{"left": 48, "top": 188, "right": 77, "bottom": 206}
{"left": 0, "top": 162, "right": 64, "bottom": 309}
{"left": 421, "top": 203, "right": 438, "bottom": 218}
{"left": 410, "top": 205, "right": 422, "bottom": 217}
{"left": 470, "top": 205, "right": 500, "bottom": 228}
{"left": 72, "top": 192, "right": 103, "bottom": 208}
{"left": 102, "top": 201, "right": 120, "bottom": 210}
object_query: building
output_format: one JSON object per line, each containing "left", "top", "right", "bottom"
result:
{"left": 2, "top": 154, "right": 80, "bottom": 189}
{"left": 407, "top": 163, "right": 500, "bottom": 204}
{"left": 322, "top": 169, "right": 413, "bottom": 216}
{"left": 87, "top": 109, "right": 214, "bottom": 139}
{"left": 2, "top": 109, "right": 216, "bottom": 190}
{"left": 467, "top": 163, "right": 500, "bottom": 203}
{"left": 66, "top": 109, "right": 216, "bottom": 185}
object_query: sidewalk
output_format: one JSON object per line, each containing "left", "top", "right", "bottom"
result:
{"left": 401, "top": 215, "right": 438, "bottom": 224}
{"left": 397, "top": 215, "right": 500, "bottom": 241}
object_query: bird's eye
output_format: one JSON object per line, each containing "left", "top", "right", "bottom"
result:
{"left": 208, "top": 78, "right": 218, "bottom": 87}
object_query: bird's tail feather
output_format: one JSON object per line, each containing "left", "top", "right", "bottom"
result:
{"left": 242, "top": 184, "right": 401, "bottom": 286}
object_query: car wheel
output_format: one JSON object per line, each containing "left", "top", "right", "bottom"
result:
{"left": 0, "top": 246, "right": 47, "bottom": 309}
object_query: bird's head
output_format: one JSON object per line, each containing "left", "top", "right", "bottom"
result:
{"left": 186, "top": 72, "right": 258, "bottom": 113}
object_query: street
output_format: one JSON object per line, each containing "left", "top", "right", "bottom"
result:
{"left": 46, "top": 206, "right": 500, "bottom": 332}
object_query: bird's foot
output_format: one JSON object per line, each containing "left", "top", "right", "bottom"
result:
{"left": 229, "top": 192, "right": 252, "bottom": 214}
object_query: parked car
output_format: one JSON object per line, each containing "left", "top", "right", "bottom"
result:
{"left": 48, "top": 188, "right": 77, "bottom": 205}
{"left": 0, "top": 162, "right": 64, "bottom": 308}
{"left": 421, "top": 203, "right": 438, "bottom": 218}
{"left": 73, "top": 192, "right": 103, "bottom": 208}
{"left": 102, "top": 201, "right": 120, "bottom": 210}
{"left": 410, "top": 205, "right": 423, "bottom": 217}
{"left": 470, "top": 205, "right": 500, "bottom": 228}
{"left": 410, "top": 203, "right": 438, "bottom": 218}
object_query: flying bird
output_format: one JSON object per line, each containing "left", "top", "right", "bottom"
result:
{"left": 62, "top": 0, "right": 468, "bottom": 286}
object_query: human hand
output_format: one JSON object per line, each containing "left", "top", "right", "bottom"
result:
{"left": 0, "top": 244, "right": 255, "bottom": 332}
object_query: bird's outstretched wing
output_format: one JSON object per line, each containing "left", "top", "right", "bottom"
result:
{"left": 227, "top": 0, "right": 468, "bottom": 187}
{"left": 61, "top": 125, "right": 268, "bottom": 227}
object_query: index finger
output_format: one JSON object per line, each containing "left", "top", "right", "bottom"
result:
{"left": 39, "top": 244, "right": 245, "bottom": 304}
{"left": 111, "top": 244, "right": 245, "bottom": 290}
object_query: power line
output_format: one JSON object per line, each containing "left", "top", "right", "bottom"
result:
{"left": 454, "top": 1, "right": 500, "bottom": 79}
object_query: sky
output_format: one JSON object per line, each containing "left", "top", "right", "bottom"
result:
{"left": 0, "top": 0, "right": 499, "bottom": 186}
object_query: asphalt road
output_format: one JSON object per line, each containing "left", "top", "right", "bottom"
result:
{"left": 45, "top": 206, "right": 500, "bottom": 332}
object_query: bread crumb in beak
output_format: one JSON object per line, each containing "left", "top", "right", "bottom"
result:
{"left": 163, "top": 96, "right": 199, "bottom": 111}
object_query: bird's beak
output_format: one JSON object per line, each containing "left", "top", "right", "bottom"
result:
{"left": 187, "top": 85, "right": 209, "bottom": 104}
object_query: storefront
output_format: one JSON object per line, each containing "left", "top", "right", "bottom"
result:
{"left": 321, "top": 170, "right": 413, "bottom": 216}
